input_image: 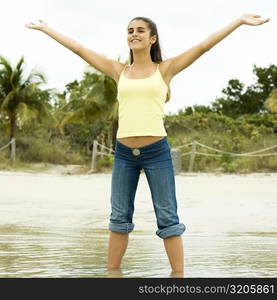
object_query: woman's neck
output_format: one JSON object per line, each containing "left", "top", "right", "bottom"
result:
{"left": 131, "top": 50, "right": 153, "bottom": 67}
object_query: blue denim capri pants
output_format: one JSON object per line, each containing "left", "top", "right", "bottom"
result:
{"left": 109, "top": 136, "right": 186, "bottom": 239}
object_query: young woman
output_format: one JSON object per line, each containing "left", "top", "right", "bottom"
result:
{"left": 26, "top": 13, "right": 269, "bottom": 277}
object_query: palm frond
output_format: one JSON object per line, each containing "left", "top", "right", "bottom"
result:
{"left": 0, "top": 56, "right": 13, "bottom": 74}
{"left": 1, "top": 88, "right": 18, "bottom": 110}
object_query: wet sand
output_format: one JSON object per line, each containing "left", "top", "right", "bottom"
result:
{"left": 0, "top": 170, "right": 276, "bottom": 277}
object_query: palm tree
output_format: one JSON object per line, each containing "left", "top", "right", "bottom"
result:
{"left": 264, "top": 89, "right": 277, "bottom": 113}
{"left": 0, "top": 56, "right": 52, "bottom": 144}
{"left": 56, "top": 64, "right": 120, "bottom": 149}
{"left": 0, "top": 56, "right": 51, "bottom": 156}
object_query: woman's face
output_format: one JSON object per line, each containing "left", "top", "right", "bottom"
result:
{"left": 127, "top": 19, "right": 156, "bottom": 50}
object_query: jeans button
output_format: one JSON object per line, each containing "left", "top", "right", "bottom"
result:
{"left": 132, "top": 148, "right": 140, "bottom": 156}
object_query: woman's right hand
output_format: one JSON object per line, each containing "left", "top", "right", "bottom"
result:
{"left": 25, "top": 19, "right": 48, "bottom": 31}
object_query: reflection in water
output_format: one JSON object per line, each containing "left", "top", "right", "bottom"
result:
{"left": 0, "top": 172, "right": 276, "bottom": 277}
{"left": 1, "top": 224, "right": 276, "bottom": 278}
{"left": 106, "top": 269, "right": 123, "bottom": 278}
{"left": 170, "top": 271, "right": 184, "bottom": 278}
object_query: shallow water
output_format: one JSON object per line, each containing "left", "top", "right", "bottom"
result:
{"left": 0, "top": 171, "right": 276, "bottom": 277}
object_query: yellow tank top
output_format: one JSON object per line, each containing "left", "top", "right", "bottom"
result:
{"left": 116, "top": 63, "right": 169, "bottom": 138}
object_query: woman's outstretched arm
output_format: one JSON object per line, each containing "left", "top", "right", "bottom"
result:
{"left": 25, "top": 20, "right": 123, "bottom": 81}
{"left": 200, "top": 13, "right": 270, "bottom": 51}
{"left": 166, "top": 13, "right": 270, "bottom": 78}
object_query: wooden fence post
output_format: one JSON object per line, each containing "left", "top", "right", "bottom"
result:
{"left": 91, "top": 140, "right": 98, "bottom": 172}
{"left": 188, "top": 140, "right": 196, "bottom": 172}
{"left": 11, "top": 138, "right": 16, "bottom": 164}
{"left": 171, "top": 148, "right": 181, "bottom": 175}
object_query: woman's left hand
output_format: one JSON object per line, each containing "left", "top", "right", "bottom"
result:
{"left": 239, "top": 13, "right": 270, "bottom": 26}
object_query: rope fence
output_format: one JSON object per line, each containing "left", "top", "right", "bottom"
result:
{"left": 177, "top": 140, "right": 277, "bottom": 172}
{"left": 1, "top": 137, "right": 275, "bottom": 172}
{"left": 90, "top": 139, "right": 277, "bottom": 173}
{"left": 0, "top": 138, "right": 16, "bottom": 163}
{"left": 0, "top": 139, "right": 12, "bottom": 151}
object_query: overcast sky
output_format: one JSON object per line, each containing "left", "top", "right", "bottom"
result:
{"left": 1, "top": 0, "right": 276, "bottom": 114}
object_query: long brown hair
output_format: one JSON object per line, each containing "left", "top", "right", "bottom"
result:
{"left": 128, "top": 16, "right": 171, "bottom": 103}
